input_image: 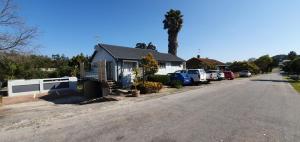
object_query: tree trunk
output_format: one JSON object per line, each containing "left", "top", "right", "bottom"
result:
{"left": 168, "top": 31, "right": 178, "bottom": 56}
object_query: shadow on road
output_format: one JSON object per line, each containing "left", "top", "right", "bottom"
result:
{"left": 251, "top": 79, "right": 291, "bottom": 83}
{"left": 39, "top": 91, "right": 118, "bottom": 105}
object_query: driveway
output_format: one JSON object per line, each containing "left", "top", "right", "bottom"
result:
{"left": 1, "top": 73, "right": 300, "bottom": 142}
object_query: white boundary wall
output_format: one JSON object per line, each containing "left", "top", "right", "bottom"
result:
{"left": 8, "top": 77, "right": 77, "bottom": 97}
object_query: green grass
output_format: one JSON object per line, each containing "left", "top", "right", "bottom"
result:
{"left": 290, "top": 81, "right": 300, "bottom": 93}
{"left": 286, "top": 77, "right": 300, "bottom": 94}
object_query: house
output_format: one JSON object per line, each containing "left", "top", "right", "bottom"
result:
{"left": 88, "top": 43, "right": 185, "bottom": 86}
{"left": 186, "top": 56, "right": 226, "bottom": 71}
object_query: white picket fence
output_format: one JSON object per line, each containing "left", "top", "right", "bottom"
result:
{"left": 7, "top": 77, "right": 77, "bottom": 97}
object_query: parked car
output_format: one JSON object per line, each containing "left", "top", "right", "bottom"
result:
{"left": 206, "top": 70, "right": 224, "bottom": 81}
{"left": 224, "top": 71, "right": 235, "bottom": 80}
{"left": 168, "top": 73, "right": 192, "bottom": 85}
{"left": 187, "top": 69, "right": 209, "bottom": 84}
{"left": 239, "top": 70, "right": 252, "bottom": 77}
{"left": 174, "top": 70, "right": 187, "bottom": 73}
{"left": 206, "top": 70, "right": 219, "bottom": 81}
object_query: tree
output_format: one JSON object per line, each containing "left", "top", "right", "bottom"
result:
{"left": 272, "top": 54, "right": 288, "bottom": 67}
{"left": 140, "top": 53, "right": 158, "bottom": 80}
{"left": 0, "top": 0, "right": 37, "bottom": 51}
{"left": 135, "top": 43, "right": 147, "bottom": 49}
{"left": 69, "top": 53, "right": 89, "bottom": 77}
{"left": 163, "top": 9, "right": 183, "bottom": 56}
{"left": 290, "top": 58, "right": 300, "bottom": 75}
{"left": 135, "top": 42, "right": 157, "bottom": 51}
{"left": 288, "top": 51, "right": 297, "bottom": 60}
{"left": 248, "top": 58, "right": 256, "bottom": 62}
{"left": 254, "top": 55, "right": 273, "bottom": 73}
{"left": 229, "top": 61, "right": 260, "bottom": 74}
{"left": 146, "top": 42, "right": 156, "bottom": 51}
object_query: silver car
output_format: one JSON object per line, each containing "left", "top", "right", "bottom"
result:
{"left": 239, "top": 70, "right": 252, "bottom": 77}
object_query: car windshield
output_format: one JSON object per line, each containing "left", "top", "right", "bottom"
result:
{"left": 188, "top": 70, "right": 199, "bottom": 74}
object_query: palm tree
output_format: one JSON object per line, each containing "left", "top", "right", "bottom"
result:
{"left": 163, "top": 9, "right": 183, "bottom": 56}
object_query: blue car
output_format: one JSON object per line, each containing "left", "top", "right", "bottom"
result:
{"left": 168, "top": 73, "right": 192, "bottom": 85}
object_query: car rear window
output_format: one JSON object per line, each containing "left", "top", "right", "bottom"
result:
{"left": 188, "top": 70, "right": 199, "bottom": 74}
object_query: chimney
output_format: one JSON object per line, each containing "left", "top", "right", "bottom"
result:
{"left": 197, "top": 55, "right": 200, "bottom": 58}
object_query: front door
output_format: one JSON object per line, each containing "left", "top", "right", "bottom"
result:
{"left": 106, "top": 62, "right": 113, "bottom": 80}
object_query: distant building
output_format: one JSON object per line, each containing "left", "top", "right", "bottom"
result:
{"left": 186, "top": 56, "right": 225, "bottom": 70}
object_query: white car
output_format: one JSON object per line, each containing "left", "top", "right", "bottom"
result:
{"left": 187, "top": 69, "right": 209, "bottom": 84}
{"left": 239, "top": 70, "right": 252, "bottom": 77}
{"left": 206, "top": 70, "right": 219, "bottom": 81}
{"left": 207, "top": 70, "right": 225, "bottom": 80}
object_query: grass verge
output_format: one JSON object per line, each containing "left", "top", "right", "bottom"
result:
{"left": 286, "top": 77, "right": 300, "bottom": 94}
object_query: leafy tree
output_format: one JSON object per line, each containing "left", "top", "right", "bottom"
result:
{"left": 229, "top": 61, "right": 260, "bottom": 74}
{"left": 140, "top": 53, "right": 158, "bottom": 79}
{"left": 135, "top": 43, "right": 147, "bottom": 49}
{"left": 288, "top": 51, "right": 297, "bottom": 60}
{"left": 135, "top": 42, "right": 157, "bottom": 51}
{"left": 272, "top": 54, "right": 288, "bottom": 67}
{"left": 254, "top": 55, "right": 273, "bottom": 73}
{"left": 146, "top": 42, "right": 156, "bottom": 51}
{"left": 69, "top": 53, "right": 89, "bottom": 77}
{"left": 290, "top": 58, "right": 300, "bottom": 75}
{"left": 163, "top": 9, "right": 183, "bottom": 56}
{"left": 248, "top": 58, "right": 256, "bottom": 62}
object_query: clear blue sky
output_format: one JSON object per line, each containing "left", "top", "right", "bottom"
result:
{"left": 16, "top": 0, "right": 300, "bottom": 62}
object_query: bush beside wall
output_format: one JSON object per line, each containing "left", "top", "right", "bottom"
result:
{"left": 148, "top": 75, "right": 170, "bottom": 85}
{"left": 138, "top": 81, "right": 163, "bottom": 94}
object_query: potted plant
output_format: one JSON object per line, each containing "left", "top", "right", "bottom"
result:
{"left": 132, "top": 68, "right": 141, "bottom": 97}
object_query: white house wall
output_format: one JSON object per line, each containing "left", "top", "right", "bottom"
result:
{"left": 156, "top": 62, "right": 184, "bottom": 75}
{"left": 91, "top": 47, "right": 117, "bottom": 81}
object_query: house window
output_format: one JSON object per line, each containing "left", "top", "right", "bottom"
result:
{"left": 171, "top": 62, "right": 182, "bottom": 67}
{"left": 159, "top": 63, "right": 166, "bottom": 69}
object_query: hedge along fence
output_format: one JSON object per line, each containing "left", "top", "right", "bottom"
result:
{"left": 147, "top": 75, "right": 170, "bottom": 85}
{"left": 7, "top": 77, "right": 77, "bottom": 97}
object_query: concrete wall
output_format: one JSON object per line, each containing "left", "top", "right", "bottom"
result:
{"left": 7, "top": 77, "right": 77, "bottom": 97}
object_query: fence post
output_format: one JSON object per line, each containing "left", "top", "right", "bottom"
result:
{"left": 7, "top": 80, "right": 12, "bottom": 97}
{"left": 80, "top": 62, "right": 85, "bottom": 79}
{"left": 39, "top": 79, "right": 44, "bottom": 94}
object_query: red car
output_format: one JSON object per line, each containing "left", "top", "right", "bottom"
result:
{"left": 224, "top": 71, "right": 235, "bottom": 80}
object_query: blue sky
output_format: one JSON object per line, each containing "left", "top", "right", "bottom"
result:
{"left": 16, "top": 0, "right": 300, "bottom": 62}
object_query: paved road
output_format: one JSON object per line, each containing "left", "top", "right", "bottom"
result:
{"left": 1, "top": 73, "right": 300, "bottom": 142}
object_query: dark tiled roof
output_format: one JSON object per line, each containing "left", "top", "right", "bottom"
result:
{"left": 97, "top": 43, "right": 185, "bottom": 62}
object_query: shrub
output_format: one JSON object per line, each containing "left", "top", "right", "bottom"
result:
{"left": 229, "top": 61, "right": 260, "bottom": 74}
{"left": 170, "top": 80, "right": 182, "bottom": 89}
{"left": 290, "top": 58, "right": 300, "bottom": 75}
{"left": 138, "top": 81, "right": 163, "bottom": 94}
{"left": 148, "top": 75, "right": 170, "bottom": 85}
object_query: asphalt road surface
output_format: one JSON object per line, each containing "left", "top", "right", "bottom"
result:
{"left": 1, "top": 73, "right": 300, "bottom": 142}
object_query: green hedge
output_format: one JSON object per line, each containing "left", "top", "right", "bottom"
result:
{"left": 148, "top": 75, "right": 170, "bottom": 85}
